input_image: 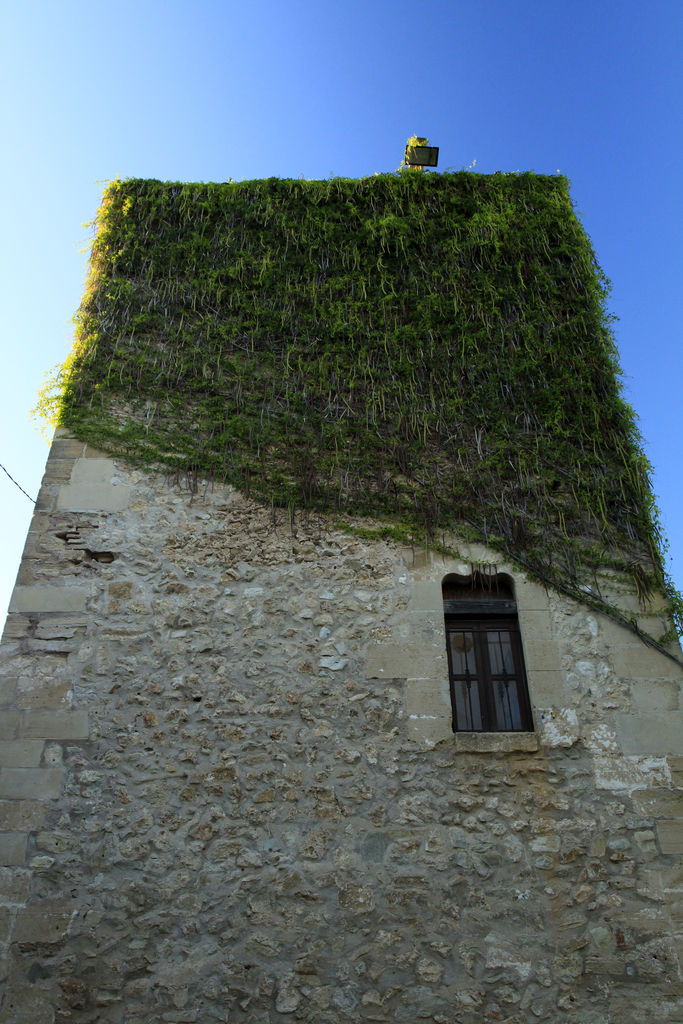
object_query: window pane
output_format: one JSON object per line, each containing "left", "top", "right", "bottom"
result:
{"left": 492, "top": 679, "right": 523, "bottom": 731}
{"left": 449, "top": 631, "right": 476, "bottom": 675}
{"left": 453, "top": 678, "right": 483, "bottom": 730}
{"left": 487, "top": 630, "right": 514, "bottom": 675}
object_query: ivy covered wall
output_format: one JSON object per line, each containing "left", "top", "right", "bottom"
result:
{"left": 53, "top": 171, "right": 677, "bottom": 634}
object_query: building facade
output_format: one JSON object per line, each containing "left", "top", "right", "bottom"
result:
{"left": 1, "top": 173, "right": 681, "bottom": 1021}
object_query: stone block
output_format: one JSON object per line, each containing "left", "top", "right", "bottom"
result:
{"left": 18, "top": 534, "right": 45, "bottom": 561}
{"left": 405, "top": 609, "right": 442, "bottom": 636}
{"left": 0, "top": 714, "right": 20, "bottom": 740}
{"left": 404, "top": 675, "right": 452, "bottom": 745}
{"left": 634, "top": 612, "right": 677, "bottom": 639}
{"left": 12, "top": 897, "right": 73, "bottom": 943}
{"left": 25, "top": 638, "right": 77, "bottom": 655}
{"left": 632, "top": 789, "right": 683, "bottom": 820}
{"left": 615, "top": 714, "right": 683, "bottom": 756}
{"left": 452, "top": 732, "right": 539, "bottom": 753}
{"left": 0, "top": 742, "right": 44, "bottom": 767}
{"left": 526, "top": 669, "right": 565, "bottom": 705}
{"left": 17, "top": 677, "right": 72, "bottom": 710}
{"left": 407, "top": 581, "right": 442, "bottom": 613}
{"left": 0, "top": 832, "right": 27, "bottom": 866}
{"left": 83, "top": 443, "right": 110, "bottom": 459}
{"left": 537, "top": 707, "right": 579, "bottom": 747}
{"left": 365, "top": 642, "right": 445, "bottom": 680}
{"left": 15, "top": 562, "right": 38, "bottom": 586}
{"left": 40, "top": 458, "right": 76, "bottom": 484}
{"left": 530, "top": 833, "right": 561, "bottom": 853}
{"left": 34, "top": 617, "right": 88, "bottom": 639}
{"left": 630, "top": 679, "right": 681, "bottom": 714}
{"left": 2, "top": 616, "right": 31, "bottom": 642}
{"left": 593, "top": 754, "right": 670, "bottom": 793}
{"left": 522, "top": 639, "right": 562, "bottom": 673}
{"left": 517, "top": 608, "right": 553, "bottom": 634}
{"left": 57, "top": 482, "right": 132, "bottom": 512}
{"left": 0, "top": 677, "right": 17, "bottom": 707}
{"left": 399, "top": 545, "right": 430, "bottom": 570}
{"left": 405, "top": 677, "right": 450, "bottom": 720}
{"left": 611, "top": 644, "right": 683, "bottom": 680}
{"left": 0, "top": 800, "right": 46, "bottom": 831}
{"left": 635, "top": 865, "right": 682, "bottom": 902}
{"left": 48, "top": 438, "right": 86, "bottom": 460}
{"left": 407, "top": 712, "right": 452, "bottom": 747}
{"left": 57, "top": 459, "right": 132, "bottom": 511}
{"left": 657, "top": 821, "right": 683, "bottom": 855}
{"left": 9, "top": 586, "right": 89, "bottom": 614}
{"left": 0, "top": 768, "right": 64, "bottom": 800}
{"left": 668, "top": 756, "right": 683, "bottom": 788}
{"left": 1, "top": 984, "right": 58, "bottom": 1024}
{"left": 598, "top": 617, "right": 636, "bottom": 652}
{"left": 28, "top": 509, "right": 54, "bottom": 534}
{"left": 598, "top": 576, "right": 670, "bottom": 615}
{"left": 20, "top": 710, "right": 88, "bottom": 740}
{"left": 0, "top": 865, "right": 30, "bottom": 906}
{"left": 35, "top": 832, "right": 73, "bottom": 854}
{"left": 514, "top": 579, "right": 550, "bottom": 611}
{"left": 33, "top": 483, "right": 56, "bottom": 512}
{"left": 71, "top": 458, "right": 117, "bottom": 485}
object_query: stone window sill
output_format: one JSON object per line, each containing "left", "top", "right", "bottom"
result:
{"left": 453, "top": 732, "right": 539, "bottom": 753}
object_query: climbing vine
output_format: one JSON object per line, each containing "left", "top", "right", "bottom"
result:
{"left": 47, "top": 171, "right": 681, "bottom": 638}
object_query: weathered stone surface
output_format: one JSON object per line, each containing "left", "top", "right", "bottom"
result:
{"left": 0, "top": 768, "right": 63, "bottom": 800}
{"left": 522, "top": 638, "right": 562, "bottom": 672}
{"left": 0, "top": 832, "right": 27, "bottom": 866}
{"left": 12, "top": 898, "right": 73, "bottom": 943}
{"left": 19, "top": 710, "right": 88, "bottom": 740}
{"left": 57, "top": 458, "right": 132, "bottom": 511}
{"left": 0, "top": 800, "right": 46, "bottom": 831}
{"left": 537, "top": 706, "right": 580, "bottom": 747}
{"left": 16, "top": 676, "right": 72, "bottom": 710}
{"left": 452, "top": 731, "right": 539, "bottom": 752}
{"left": 615, "top": 713, "right": 683, "bottom": 755}
{"left": 611, "top": 644, "right": 682, "bottom": 679}
{"left": 630, "top": 678, "right": 681, "bottom": 714}
{"left": 0, "top": 742, "right": 44, "bottom": 768}
{"left": 0, "top": 675, "right": 17, "bottom": 708}
{"left": 656, "top": 821, "right": 683, "bottom": 854}
{"left": 8, "top": 585, "right": 89, "bottom": 613}
{"left": 632, "top": 788, "right": 683, "bottom": 819}
{"left": 0, "top": 443, "right": 680, "bottom": 1023}
{"left": 365, "top": 642, "right": 444, "bottom": 679}
{"left": 525, "top": 668, "right": 566, "bottom": 704}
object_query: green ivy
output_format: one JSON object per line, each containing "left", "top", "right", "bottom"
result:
{"left": 49, "top": 171, "right": 681, "bottom": 638}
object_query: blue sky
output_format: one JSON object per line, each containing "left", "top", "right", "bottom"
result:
{"left": 1, "top": 0, "right": 681, "bottom": 624}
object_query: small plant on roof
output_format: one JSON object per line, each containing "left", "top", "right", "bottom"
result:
{"left": 401, "top": 135, "right": 430, "bottom": 170}
{"left": 402, "top": 136, "right": 440, "bottom": 171}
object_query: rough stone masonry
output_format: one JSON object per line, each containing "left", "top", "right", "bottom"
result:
{"left": 0, "top": 432, "right": 681, "bottom": 1023}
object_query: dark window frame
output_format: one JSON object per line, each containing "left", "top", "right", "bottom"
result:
{"left": 443, "top": 578, "right": 533, "bottom": 734}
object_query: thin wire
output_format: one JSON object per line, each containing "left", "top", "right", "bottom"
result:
{"left": 0, "top": 461, "right": 36, "bottom": 503}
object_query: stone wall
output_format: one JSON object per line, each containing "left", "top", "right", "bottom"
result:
{"left": 0, "top": 430, "right": 681, "bottom": 1023}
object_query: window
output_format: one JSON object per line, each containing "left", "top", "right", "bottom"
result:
{"left": 443, "top": 573, "right": 532, "bottom": 733}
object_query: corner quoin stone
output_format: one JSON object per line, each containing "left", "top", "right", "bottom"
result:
{"left": 0, "top": 768, "right": 64, "bottom": 801}
{"left": 9, "top": 586, "right": 89, "bottom": 614}
{"left": 57, "top": 457, "right": 132, "bottom": 512}
{"left": 0, "top": 832, "right": 28, "bottom": 866}
{"left": 19, "top": 710, "right": 89, "bottom": 741}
